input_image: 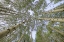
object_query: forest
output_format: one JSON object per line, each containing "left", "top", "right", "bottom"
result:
{"left": 0, "top": 0, "right": 64, "bottom": 42}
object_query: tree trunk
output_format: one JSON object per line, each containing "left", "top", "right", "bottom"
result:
{"left": 0, "top": 23, "right": 21, "bottom": 39}
{"left": 38, "top": 18, "right": 64, "bottom": 22}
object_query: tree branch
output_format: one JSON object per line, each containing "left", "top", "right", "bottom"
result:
{"left": 43, "top": 8, "right": 64, "bottom": 14}
{"left": 48, "top": 26, "right": 64, "bottom": 36}
{"left": 38, "top": 18, "right": 64, "bottom": 22}
{"left": 18, "top": 27, "right": 28, "bottom": 42}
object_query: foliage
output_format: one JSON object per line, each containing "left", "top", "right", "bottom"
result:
{"left": 36, "top": 26, "right": 43, "bottom": 42}
{"left": 0, "top": 0, "right": 64, "bottom": 42}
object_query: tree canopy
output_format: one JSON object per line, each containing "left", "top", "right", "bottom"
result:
{"left": 0, "top": 0, "right": 64, "bottom": 42}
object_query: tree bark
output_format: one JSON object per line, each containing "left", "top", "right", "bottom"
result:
{"left": 0, "top": 23, "right": 21, "bottom": 39}
{"left": 42, "top": 8, "right": 64, "bottom": 14}
{"left": 38, "top": 18, "right": 64, "bottom": 22}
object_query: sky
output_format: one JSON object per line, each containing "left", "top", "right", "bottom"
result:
{"left": 32, "top": 31, "right": 36, "bottom": 39}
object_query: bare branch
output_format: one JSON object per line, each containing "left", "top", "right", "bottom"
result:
{"left": 43, "top": 8, "right": 64, "bottom": 14}
{"left": 48, "top": 26, "right": 64, "bottom": 36}
{"left": 38, "top": 18, "right": 64, "bottom": 22}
